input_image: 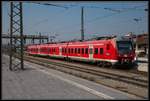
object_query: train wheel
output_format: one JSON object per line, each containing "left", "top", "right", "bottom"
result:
{"left": 103, "top": 62, "right": 107, "bottom": 67}
{"left": 108, "top": 62, "right": 113, "bottom": 68}
{"left": 103, "top": 62, "right": 111, "bottom": 68}
{"left": 97, "top": 61, "right": 104, "bottom": 67}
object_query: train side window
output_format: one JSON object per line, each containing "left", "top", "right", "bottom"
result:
{"left": 43, "top": 47, "right": 45, "bottom": 52}
{"left": 85, "top": 48, "right": 88, "bottom": 54}
{"left": 69, "top": 48, "right": 71, "bottom": 54}
{"left": 71, "top": 48, "right": 73, "bottom": 54}
{"left": 70, "top": 48, "right": 72, "bottom": 53}
{"left": 68, "top": 48, "right": 70, "bottom": 54}
{"left": 65, "top": 48, "right": 66, "bottom": 53}
{"left": 100, "top": 48, "right": 103, "bottom": 54}
{"left": 106, "top": 44, "right": 110, "bottom": 50}
{"left": 94, "top": 48, "right": 98, "bottom": 54}
{"left": 78, "top": 48, "right": 80, "bottom": 54}
{"left": 75, "top": 48, "right": 77, "bottom": 54}
{"left": 82, "top": 48, "right": 84, "bottom": 54}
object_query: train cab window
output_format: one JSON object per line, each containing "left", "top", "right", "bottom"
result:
{"left": 94, "top": 48, "right": 98, "bottom": 54}
{"left": 100, "top": 48, "right": 103, "bottom": 54}
{"left": 78, "top": 48, "right": 80, "bottom": 54}
{"left": 85, "top": 48, "right": 88, "bottom": 54}
{"left": 82, "top": 48, "right": 84, "bottom": 54}
{"left": 106, "top": 44, "right": 110, "bottom": 50}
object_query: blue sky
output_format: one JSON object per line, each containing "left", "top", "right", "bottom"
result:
{"left": 2, "top": 1, "right": 148, "bottom": 43}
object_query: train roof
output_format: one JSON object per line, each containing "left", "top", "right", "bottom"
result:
{"left": 28, "top": 38, "right": 116, "bottom": 47}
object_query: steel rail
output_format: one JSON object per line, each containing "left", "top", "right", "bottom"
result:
{"left": 23, "top": 55, "right": 147, "bottom": 88}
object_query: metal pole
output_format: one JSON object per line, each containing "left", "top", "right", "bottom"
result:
{"left": 24, "top": 38, "right": 26, "bottom": 44}
{"left": 9, "top": 2, "right": 13, "bottom": 71}
{"left": 39, "top": 32, "right": 41, "bottom": 44}
{"left": 47, "top": 38, "right": 48, "bottom": 43}
{"left": 81, "top": 6, "right": 84, "bottom": 41}
{"left": 32, "top": 38, "right": 34, "bottom": 44}
{"left": 20, "top": 2, "right": 24, "bottom": 70}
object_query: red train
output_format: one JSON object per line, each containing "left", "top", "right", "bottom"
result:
{"left": 27, "top": 37, "right": 136, "bottom": 67}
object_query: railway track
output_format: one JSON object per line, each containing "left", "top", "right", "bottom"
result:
{"left": 14, "top": 54, "right": 148, "bottom": 98}
{"left": 23, "top": 55, "right": 148, "bottom": 87}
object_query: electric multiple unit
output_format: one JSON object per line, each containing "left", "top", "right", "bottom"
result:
{"left": 27, "top": 38, "right": 136, "bottom": 66}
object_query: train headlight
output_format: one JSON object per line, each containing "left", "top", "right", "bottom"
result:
{"left": 106, "top": 53, "right": 110, "bottom": 56}
{"left": 124, "top": 54, "right": 127, "bottom": 57}
{"left": 134, "top": 56, "right": 137, "bottom": 61}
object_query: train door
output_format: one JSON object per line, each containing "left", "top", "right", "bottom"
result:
{"left": 105, "top": 43, "right": 112, "bottom": 60}
{"left": 99, "top": 47, "right": 104, "bottom": 60}
{"left": 59, "top": 46, "right": 62, "bottom": 56}
{"left": 89, "top": 44, "right": 93, "bottom": 60}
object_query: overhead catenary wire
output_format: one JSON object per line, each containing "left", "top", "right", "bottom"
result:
{"left": 24, "top": 4, "right": 79, "bottom": 33}
{"left": 4, "top": 2, "right": 147, "bottom": 39}
{"left": 24, "top": 3, "right": 147, "bottom": 34}
{"left": 54, "top": 4, "right": 147, "bottom": 34}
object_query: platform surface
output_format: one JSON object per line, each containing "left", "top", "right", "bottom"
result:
{"left": 2, "top": 54, "right": 141, "bottom": 100}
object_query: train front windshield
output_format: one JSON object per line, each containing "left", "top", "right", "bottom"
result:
{"left": 117, "top": 41, "right": 133, "bottom": 54}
